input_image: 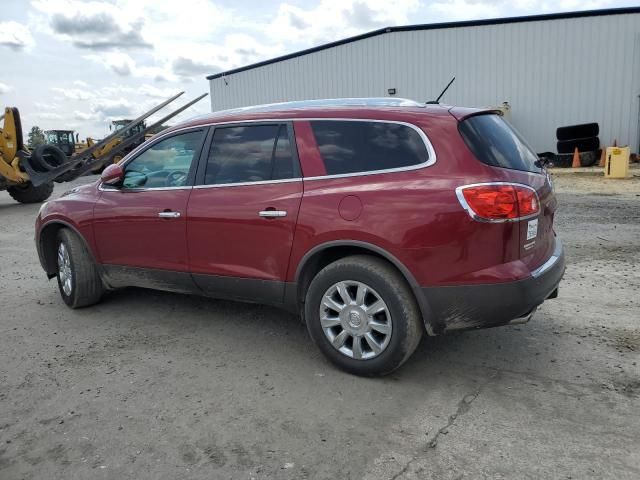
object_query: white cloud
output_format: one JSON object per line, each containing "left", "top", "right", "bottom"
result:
{"left": 91, "top": 97, "right": 134, "bottom": 119}
{"left": 429, "top": 0, "right": 613, "bottom": 20}
{"left": 74, "top": 110, "right": 99, "bottom": 121}
{"left": 164, "top": 33, "right": 283, "bottom": 79}
{"left": 32, "top": 0, "right": 150, "bottom": 50}
{"left": 0, "top": 82, "right": 12, "bottom": 94}
{"left": 34, "top": 112, "right": 63, "bottom": 120}
{"left": 553, "top": 0, "right": 610, "bottom": 9}
{"left": 33, "top": 101, "right": 60, "bottom": 110}
{"left": 430, "top": 0, "right": 502, "bottom": 19}
{"left": 266, "top": 0, "right": 420, "bottom": 45}
{"left": 85, "top": 52, "right": 136, "bottom": 76}
{"left": 121, "top": 0, "right": 232, "bottom": 44}
{"left": 51, "top": 87, "right": 95, "bottom": 101}
{"left": 138, "top": 84, "right": 182, "bottom": 99}
{"left": 0, "top": 21, "right": 35, "bottom": 51}
{"left": 136, "top": 65, "right": 177, "bottom": 82}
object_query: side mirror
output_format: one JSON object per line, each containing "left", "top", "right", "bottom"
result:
{"left": 101, "top": 163, "right": 124, "bottom": 186}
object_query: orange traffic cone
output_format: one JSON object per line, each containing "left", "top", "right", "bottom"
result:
{"left": 571, "top": 147, "right": 581, "bottom": 168}
{"left": 599, "top": 147, "right": 606, "bottom": 167}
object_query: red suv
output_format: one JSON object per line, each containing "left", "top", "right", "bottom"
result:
{"left": 35, "top": 98, "right": 565, "bottom": 376}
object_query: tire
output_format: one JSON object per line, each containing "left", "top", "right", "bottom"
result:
{"left": 7, "top": 182, "right": 54, "bottom": 203}
{"left": 552, "top": 151, "right": 599, "bottom": 168}
{"left": 305, "top": 255, "right": 423, "bottom": 376}
{"left": 556, "top": 123, "right": 599, "bottom": 141}
{"left": 11, "top": 107, "right": 24, "bottom": 151}
{"left": 55, "top": 229, "right": 104, "bottom": 308}
{"left": 557, "top": 137, "right": 599, "bottom": 154}
{"left": 31, "top": 145, "right": 68, "bottom": 171}
{"left": 580, "top": 150, "right": 599, "bottom": 167}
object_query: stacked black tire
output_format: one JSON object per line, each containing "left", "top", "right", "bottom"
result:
{"left": 6, "top": 144, "right": 69, "bottom": 203}
{"left": 554, "top": 123, "right": 600, "bottom": 167}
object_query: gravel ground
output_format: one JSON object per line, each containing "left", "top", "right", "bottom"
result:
{"left": 0, "top": 174, "right": 639, "bottom": 479}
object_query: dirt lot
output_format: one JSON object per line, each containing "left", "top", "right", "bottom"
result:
{"left": 1, "top": 173, "right": 639, "bottom": 479}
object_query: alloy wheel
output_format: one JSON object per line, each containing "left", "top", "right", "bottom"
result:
{"left": 319, "top": 280, "right": 392, "bottom": 360}
{"left": 57, "top": 242, "right": 73, "bottom": 296}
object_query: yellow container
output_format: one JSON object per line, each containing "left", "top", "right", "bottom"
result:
{"left": 604, "top": 146, "right": 630, "bottom": 178}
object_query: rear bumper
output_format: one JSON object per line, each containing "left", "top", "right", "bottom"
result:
{"left": 420, "top": 238, "right": 565, "bottom": 333}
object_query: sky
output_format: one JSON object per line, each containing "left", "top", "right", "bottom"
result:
{"left": 0, "top": 0, "right": 637, "bottom": 139}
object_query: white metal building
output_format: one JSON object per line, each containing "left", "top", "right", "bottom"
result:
{"left": 207, "top": 7, "right": 640, "bottom": 153}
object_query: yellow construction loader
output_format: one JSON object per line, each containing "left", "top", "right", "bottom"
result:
{"left": 0, "top": 92, "right": 206, "bottom": 204}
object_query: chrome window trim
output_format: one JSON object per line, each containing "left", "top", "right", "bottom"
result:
{"left": 298, "top": 118, "right": 436, "bottom": 181}
{"left": 201, "top": 118, "right": 436, "bottom": 184}
{"left": 99, "top": 184, "right": 192, "bottom": 193}
{"left": 198, "top": 118, "right": 436, "bottom": 185}
{"left": 455, "top": 182, "right": 540, "bottom": 223}
{"left": 104, "top": 117, "right": 437, "bottom": 190}
{"left": 193, "top": 177, "right": 302, "bottom": 189}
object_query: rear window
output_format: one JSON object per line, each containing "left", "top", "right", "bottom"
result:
{"left": 310, "top": 120, "right": 428, "bottom": 175}
{"left": 459, "top": 114, "right": 541, "bottom": 173}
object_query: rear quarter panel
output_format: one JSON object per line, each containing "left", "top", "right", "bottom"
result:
{"left": 289, "top": 114, "right": 526, "bottom": 287}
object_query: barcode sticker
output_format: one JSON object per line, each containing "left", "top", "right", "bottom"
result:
{"left": 527, "top": 219, "right": 538, "bottom": 241}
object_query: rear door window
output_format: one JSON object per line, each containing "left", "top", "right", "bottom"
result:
{"left": 309, "top": 120, "right": 429, "bottom": 175}
{"left": 204, "top": 124, "right": 298, "bottom": 185}
{"left": 459, "top": 114, "right": 542, "bottom": 173}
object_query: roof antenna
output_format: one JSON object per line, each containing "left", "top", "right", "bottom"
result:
{"left": 426, "top": 76, "right": 455, "bottom": 104}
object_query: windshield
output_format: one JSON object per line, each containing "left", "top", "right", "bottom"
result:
{"left": 459, "top": 114, "right": 541, "bottom": 174}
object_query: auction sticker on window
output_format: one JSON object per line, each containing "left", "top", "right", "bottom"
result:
{"left": 527, "top": 218, "right": 538, "bottom": 241}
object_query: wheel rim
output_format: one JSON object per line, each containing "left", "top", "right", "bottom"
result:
{"left": 57, "top": 243, "right": 73, "bottom": 296}
{"left": 319, "top": 281, "right": 392, "bottom": 360}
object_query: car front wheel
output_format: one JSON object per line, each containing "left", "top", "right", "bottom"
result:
{"left": 305, "top": 255, "right": 423, "bottom": 376}
{"left": 56, "top": 229, "right": 104, "bottom": 308}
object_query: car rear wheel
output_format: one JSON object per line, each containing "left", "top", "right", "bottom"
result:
{"left": 56, "top": 229, "right": 104, "bottom": 308}
{"left": 305, "top": 255, "right": 423, "bottom": 376}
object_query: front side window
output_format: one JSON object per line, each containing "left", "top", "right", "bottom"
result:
{"left": 204, "top": 124, "right": 297, "bottom": 185}
{"left": 310, "top": 120, "right": 429, "bottom": 176}
{"left": 122, "top": 130, "right": 204, "bottom": 189}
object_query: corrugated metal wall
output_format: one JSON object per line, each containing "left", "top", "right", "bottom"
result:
{"left": 209, "top": 12, "right": 640, "bottom": 153}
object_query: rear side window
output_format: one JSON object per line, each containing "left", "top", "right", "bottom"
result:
{"left": 204, "top": 124, "right": 298, "bottom": 185}
{"left": 310, "top": 120, "right": 428, "bottom": 175}
{"left": 459, "top": 114, "right": 541, "bottom": 173}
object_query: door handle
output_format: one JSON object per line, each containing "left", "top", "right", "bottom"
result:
{"left": 158, "top": 211, "right": 181, "bottom": 219}
{"left": 258, "top": 210, "right": 287, "bottom": 218}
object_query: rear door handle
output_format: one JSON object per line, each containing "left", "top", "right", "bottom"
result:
{"left": 259, "top": 210, "right": 287, "bottom": 218}
{"left": 158, "top": 211, "right": 181, "bottom": 218}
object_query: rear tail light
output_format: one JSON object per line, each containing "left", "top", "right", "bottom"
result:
{"left": 456, "top": 182, "right": 539, "bottom": 222}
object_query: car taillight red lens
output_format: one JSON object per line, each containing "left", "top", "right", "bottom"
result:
{"left": 515, "top": 187, "right": 539, "bottom": 216}
{"left": 457, "top": 183, "right": 539, "bottom": 221}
